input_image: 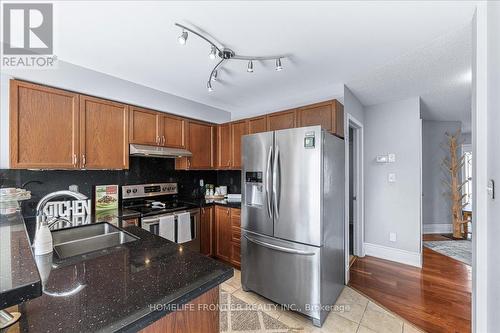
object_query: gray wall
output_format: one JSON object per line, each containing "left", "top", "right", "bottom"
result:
{"left": 364, "top": 97, "right": 421, "bottom": 253}
{"left": 343, "top": 86, "right": 365, "bottom": 123}
{"left": 487, "top": 2, "right": 500, "bottom": 331}
{"left": 0, "top": 61, "right": 231, "bottom": 168}
{"left": 422, "top": 120, "right": 461, "bottom": 226}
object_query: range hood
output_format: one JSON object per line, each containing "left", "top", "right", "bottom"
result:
{"left": 129, "top": 144, "right": 192, "bottom": 158}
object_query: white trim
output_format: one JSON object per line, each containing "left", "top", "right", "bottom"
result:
{"left": 344, "top": 113, "right": 364, "bottom": 284}
{"left": 472, "top": 5, "right": 488, "bottom": 333}
{"left": 423, "top": 223, "right": 452, "bottom": 234}
{"left": 364, "top": 242, "right": 422, "bottom": 268}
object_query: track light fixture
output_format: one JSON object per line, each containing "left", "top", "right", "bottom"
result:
{"left": 175, "top": 22, "right": 288, "bottom": 92}
{"left": 247, "top": 60, "right": 254, "bottom": 73}
{"left": 177, "top": 30, "right": 188, "bottom": 45}
{"left": 275, "top": 58, "right": 283, "bottom": 71}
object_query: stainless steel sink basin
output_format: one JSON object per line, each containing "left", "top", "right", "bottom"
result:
{"left": 52, "top": 223, "right": 138, "bottom": 259}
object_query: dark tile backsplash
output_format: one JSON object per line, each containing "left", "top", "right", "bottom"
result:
{"left": 0, "top": 157, "right": 241, "bottom": 217}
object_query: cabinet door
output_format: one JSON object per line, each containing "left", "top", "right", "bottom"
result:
{"left": 247, "top": 116, "right": 267, "bottom": 134}
{"left": 217, "top": 123, "right": 231, "bottom": 169}
{"left": 230, "top": 121, "right": 247, "bottom": 169}
{"left": 188, "top": 121, "right": 214, "bottom": 169}
{"left": 298, "top": 101, "right": 334, "bottom": 132}
{"left": 267, "top": 109, "right": 297, "bottom": 131}
{"left": 215, "top": 206, "right": 231, "bottom": 261}
{"left": 10, "top": 80, "right": 80, "bottom": 169}
{"left": 334, "top": 100, "right": 345, "bottom": 138}
{"left": 80, "top": 96, "right": 129, "bottom": 169}
{"left": 200, "top": 206, "right": 214, "bottom": 256}
{"left": 129, "top": 107, "right": 160, "bottom": 145}
{"left": 230, "top": 242, "right": 241, "bottom": 267}
{"left": 162, "top": 114, "right": 186, "bottom": 148}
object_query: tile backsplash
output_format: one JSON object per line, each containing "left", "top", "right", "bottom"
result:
{"left": 0, "top": 157, "right": 241, "bottom": 217}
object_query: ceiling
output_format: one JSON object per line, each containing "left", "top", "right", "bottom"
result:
{"left": 45, "top": 1, "right": 475, "bottom": 123}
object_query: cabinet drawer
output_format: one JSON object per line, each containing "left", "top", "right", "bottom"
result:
{"left": 231, "top": 226, "right": 241, "bottom": 244}
{"left": 230, "top": 208, "right": 241, "bottom": 227}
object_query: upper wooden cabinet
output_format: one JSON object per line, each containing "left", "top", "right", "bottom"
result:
{"left": 230, "top": 121, "right": 248, "bottom": 169}
{"left": 162, "top": 114, "right": 186, "bottom": 148}
{"left": 10, "top": 80, "right": 80, "bottom": 169}
{"left": 247, "top": 116, "right": 267, "bottom": 134}
{"left": 298, "top": 99, "right": 344, "bottom": 138}
{"left": 188, "top": 121, "right": 214, "bottom": 169}
{"left": 79, "top": 96, "right": 129, "bottom": 169}
{"left": 267, "top": 109, "right": 297, "bottom": 131}
{"left": 129, "top": 107, "right": 160, "bottom": 145}
{"left": 216, "top": 123, "right": 231, "bottom": 169}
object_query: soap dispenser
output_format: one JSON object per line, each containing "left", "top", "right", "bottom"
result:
{"left": 33, "top": 218, "right": 53, "bottom": 256}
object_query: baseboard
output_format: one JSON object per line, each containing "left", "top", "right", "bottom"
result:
{"left": 423, "top": 223, "right": 452, "bottom": 234}
{"left": 364, "top": 243, "right": 422, "bottom": 268}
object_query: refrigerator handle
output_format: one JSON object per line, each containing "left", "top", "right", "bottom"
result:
{"left": 243, "top": 234, "right": 315, "bottom": 255}
{"left": 273, "top": 146, "right": 280, "bottom": 219}
{"left": 266, "top": 145, "right": 273, "bottom": 219}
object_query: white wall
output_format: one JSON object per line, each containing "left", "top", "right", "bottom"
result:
{"left": 343, "top": 86, "right": 365, "bottom": 123}
{"left": 422, "top": 120, "right": 461, "bottom": 232}
{"left": 364, "top": 97, "right": 422, "bottom": 265}
{"left": 487, "top": 2, "right": 500, "bottom": 332}
{"left": 0, "top": 60, "right": 231, "bottom": 168}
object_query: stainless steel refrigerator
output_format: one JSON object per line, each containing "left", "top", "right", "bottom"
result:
{"left": 241, "top": 125, "right": 345, "bottom": 327}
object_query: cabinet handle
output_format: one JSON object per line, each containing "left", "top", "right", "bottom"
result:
{"left": 72, "top": 154, "right": 78, "bottom": 166}
{"left": 82, "top": 154, "right": 86, "bottom": 167}
{"left": 227, "top": 209, "right": 230, "bottom": 215}
{"left": 187, "top": 159, "right": 191, "bottom": 168}
{"left": 162, "top": 135, "right": 166, "bottom": 145}
{"left": 156, "top": 136, "right": 160, "bottom": 145}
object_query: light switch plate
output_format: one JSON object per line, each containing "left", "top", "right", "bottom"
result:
{"left": 389, "top": 232, "right": 397, "bottom": 242}
{"left": 388, "top": 173, "right": 396, "bottom": 183}
{"left": 376, "top": 155, "right": 388, "bottom": 163}
{"left": 199, "top": 179, "right": 204, "bottom": 187}
{"left": 388, "top": 153, "right": 396, "bottom": 163}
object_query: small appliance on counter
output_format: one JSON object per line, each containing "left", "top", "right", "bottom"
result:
{"left": 121, "top": 183, "right": 200, "bottom": 252}
{"left": 0, "top": 187, "right": 31, "bottom": 215}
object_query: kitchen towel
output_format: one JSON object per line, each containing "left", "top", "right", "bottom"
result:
{"left": 159, "top": 215, "right": 175, "bottom": 242}
{"left": 176, "top": 212, "right": 192, "bottom": 243}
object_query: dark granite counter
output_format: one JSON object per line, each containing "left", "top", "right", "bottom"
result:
{"left": 0, "top": 213, "right": 42, "bottom": 309}
{"left": 181, "top": 198, "right": 241, "bottom": 209}
{"left": 5, "top": 212, "right": 232, "bottom": 332}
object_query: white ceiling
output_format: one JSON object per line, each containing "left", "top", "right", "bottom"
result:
{"left": 42, "top": 1, "right": 476, "bottom": 122}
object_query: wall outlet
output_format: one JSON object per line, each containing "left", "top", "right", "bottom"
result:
{"left": 388, "top": 153, "right": 396, "bottom": 163}
{"left": 389, "top": 232, "right": 397, "bottom": 242}
{"left": 388, "top": 173, "right": 397, "bottom": 183}
{"left": 69, "top": 184, "right": 79, "bottom": 192}
{"left": 199, "top": 179, "right": 204, "bottom": 187}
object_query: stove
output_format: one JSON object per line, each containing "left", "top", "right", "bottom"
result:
{"left": 121, "top": 183, "right": 200, "bottom": 252}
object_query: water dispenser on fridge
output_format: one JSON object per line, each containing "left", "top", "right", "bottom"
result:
{"left": 244, "top": 172, "right": 264, "bottom": 207}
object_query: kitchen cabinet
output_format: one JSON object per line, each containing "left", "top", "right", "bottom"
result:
{"left": 267, "top": 109, "right": 297, "bottom": 131}
{"left": 216, "top": 123, "right": 231, "bottom": 169}
{"left": 79, "top": 95, "right": 129, "bottom": 169}
{"left": 10, "top": 80, "right": 80, "bottom": 169}
{"left": 247, "top": 116, "right": 267, "bottom": 134}
{"left": 298, "top": 99, "right": 344, "bottom": 138}
{"left": 200, "top": 206, "right": 215, "bottom": 256}
{"left": 215, "top": 205, "right": 232, "bottom": 262}
{"left": 129, "top": 106, "right": 161, "bottom": 146}
{"left": 230, "top": 121, "right": 247, "bottom": 169}
{"left": 187, "top": 121, "right": 215, "bottom": 169}
{"left": 162, "top": 114, "right": 186, "bottom": 148}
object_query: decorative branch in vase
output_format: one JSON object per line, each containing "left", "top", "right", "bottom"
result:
{"left": 441, "top": 129, "right": 469, "bottom": 239}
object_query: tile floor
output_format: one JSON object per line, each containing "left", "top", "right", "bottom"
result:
{"left": 221, "top": 270, "right": 425, "bottom": 333}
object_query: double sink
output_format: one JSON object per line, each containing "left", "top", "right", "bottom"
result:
{"left": 52, "top": 223, "right": 138, "bottom": 259}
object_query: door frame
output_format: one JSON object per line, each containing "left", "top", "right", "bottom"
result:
{"left": 344, "top": 113, "right": 364, "bottom": 283}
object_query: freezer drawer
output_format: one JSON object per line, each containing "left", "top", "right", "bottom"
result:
{"left": 241, "top": 230, "right": 322, "bottom": 321}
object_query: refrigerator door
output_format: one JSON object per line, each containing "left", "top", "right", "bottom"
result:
{"left": 273, "top": 126, "right": 323, "bottom": 246}
{"left": 242, "top": 131, "right": 274, "bottom": 237}
{"left": 241, "top": 230, "right": 321, "bottom": 321}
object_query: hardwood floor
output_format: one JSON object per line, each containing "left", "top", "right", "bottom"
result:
{"left": 349, "top": 248, "right": 472, "bottom": 333}
{"left": 423, "top": 233, "right": 454, "bottom": 241}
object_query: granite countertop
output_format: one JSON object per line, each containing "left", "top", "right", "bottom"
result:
{"left": 0, "top": 213, "right": 42, "bottom": 309}
{"left": 181, "top": 198, "right": 241, "bottom": 209}
{"left": 5, "top": 212, "right": 233, "bottom": 332}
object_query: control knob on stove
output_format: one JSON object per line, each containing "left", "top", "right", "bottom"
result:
{"left": 132, "top": 189, "right": 137, "bottom": 193}
{"left": 162, "top": 186, "right": 167, "bottom": 191}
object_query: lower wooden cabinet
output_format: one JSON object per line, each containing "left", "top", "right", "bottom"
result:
{"left": 214, "top": 206, "right": 241, "bottom": 268}
{"left": 200, "top": 206, "right": 215, "bottom": 256}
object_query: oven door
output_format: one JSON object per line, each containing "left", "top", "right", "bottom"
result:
{"left": 141, "top": 216, "right": 160, "bottom": 235}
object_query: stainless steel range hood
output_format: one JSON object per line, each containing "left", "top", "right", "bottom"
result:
{"left": 129, "top": 144, "right": 192, "bottom": 158}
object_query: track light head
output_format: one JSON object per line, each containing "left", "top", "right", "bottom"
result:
{"left": 209, "top": 46, "right": 217, "bottom": 60}
{"left": 247, "top": 60, "right": 254, "bottom": 73}
{"left": 207, "top": 81, "right": 214, "bottom": 92}
{"left": 275, "top": 58, "right": 283, "bottom": 71}
{"left": 178, "top": 30, "right": 188, "bottom": 45}
{"left": 211, "top": 70, "right": 218, "bottom": 81}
